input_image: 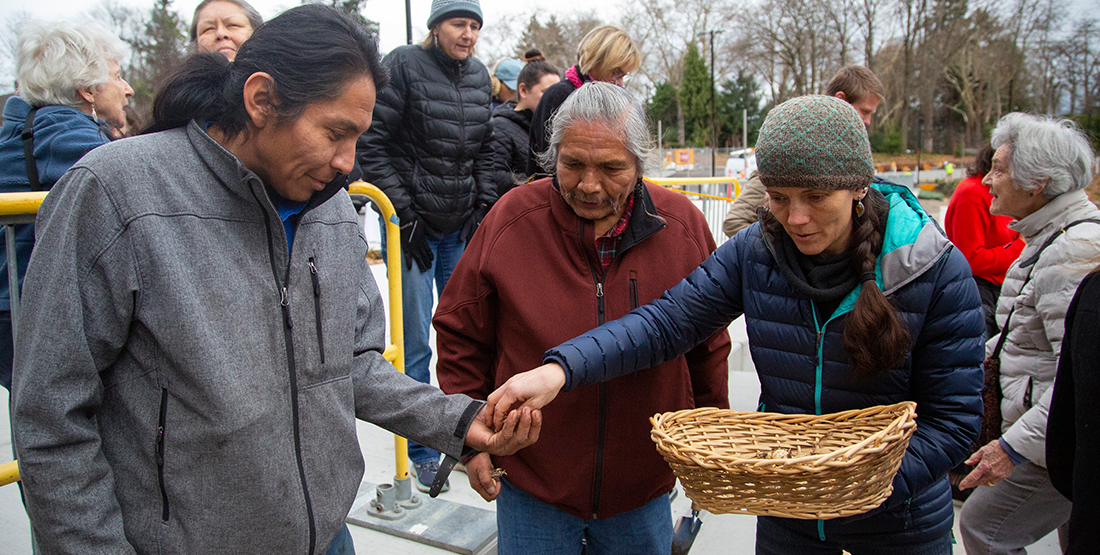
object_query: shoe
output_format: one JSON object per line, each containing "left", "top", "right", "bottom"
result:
{"left": 412, "top": 460, "right": 449, "bottom": 493}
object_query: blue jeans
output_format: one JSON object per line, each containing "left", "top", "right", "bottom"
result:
{"left": 495, "top": 478, "right": 673, "bottom": 555}
{"left": 755, "top": 516, "right": 952, "bottom": 555}
{"left": 379, "top": 219, "right": 465, "bottom": 465}
{"left": 324, "top": 523, "right": 354, "bottom": 555}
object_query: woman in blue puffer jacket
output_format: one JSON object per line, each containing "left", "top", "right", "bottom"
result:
{"left": 487, "top": 95, "right": 985, "bottom": 554}
{"left": 0, "top": 19, "right": 132, "bottom": 391}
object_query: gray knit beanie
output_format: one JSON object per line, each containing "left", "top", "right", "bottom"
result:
{"left": 427, "top": 0, "right": 483, "bottom": 29}
{"left": 756, "top": 95, "right": 874, "bottom": 190}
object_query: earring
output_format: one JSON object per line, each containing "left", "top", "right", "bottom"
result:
{"left": 855, "top": 199, "right": 865, "bottom": 216}
{"left": 91, "top": 106, "right": 98, "bottom": 121}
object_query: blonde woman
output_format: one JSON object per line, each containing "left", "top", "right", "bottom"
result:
{"left": 525, "top": 25, "right": 640, "bottom": 175}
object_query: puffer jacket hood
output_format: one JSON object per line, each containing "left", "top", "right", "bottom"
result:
{"left": 546, "top": 182, "right": 984, "bottom": 544}
{"left": 488, "top": 101, "right": 532, "bottom": 197}
{"left": 356, "top": 44, "right": 496, "bottom": 235}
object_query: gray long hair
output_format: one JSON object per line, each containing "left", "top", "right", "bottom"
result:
{"left": 536, "top": 82, "right": 655, "bottom": 175}
{"left": 990, "top": 112, "right": 1094, "bottom": 199}
{"left": 16, "top": 20, "right": 128, "bottom": 108}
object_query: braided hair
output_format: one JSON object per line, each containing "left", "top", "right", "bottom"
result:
{"left": 843, "top": 190, "right": 911, "bottom": 376}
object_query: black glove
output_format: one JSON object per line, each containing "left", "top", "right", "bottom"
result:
{"left": 399, "top": 212, "right": 433, "bottom": 273}
{"left": 460, "top": 204, "right": 491, "bottom": 244}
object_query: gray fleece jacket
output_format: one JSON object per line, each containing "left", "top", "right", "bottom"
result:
{"left": 10, "top": 122, "right": 481, "bottom": 554}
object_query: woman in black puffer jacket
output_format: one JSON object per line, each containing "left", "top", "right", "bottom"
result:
{"left": 488, "top": 50, "right": 559, "bottom": 198}
{"left": 355, "top": 0, "right": 495, "bottom": 493}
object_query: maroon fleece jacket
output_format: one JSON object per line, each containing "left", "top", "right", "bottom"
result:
{"left": 435, "top": 177, "right": 730, "bottom": 519}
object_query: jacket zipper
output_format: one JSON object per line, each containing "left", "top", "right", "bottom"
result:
{"left": 156, "top": 387, "right": 170, "bottom": 522}
{"left": 587, "top": 260, "right": 608, "bottom": 519}
{"left": 256, "top": 188, "right": 317, "bottom": 554}
{"left": 629, "top": 277, "right": 638, "bottom": 309}
{"left": 309, "top": 258, "right": 325, "bottom": 364}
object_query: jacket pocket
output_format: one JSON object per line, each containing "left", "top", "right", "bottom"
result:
{"left": 156, "top": 387, "right": 170, "bottom": 522}
{"left": 629, "top": 272, "right": 639, "bottom": 310}
{"left": 309, "top": 257, "right": 325, "bottom": 364}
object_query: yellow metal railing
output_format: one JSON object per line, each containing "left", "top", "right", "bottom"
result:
{"left": 649, "top": 176, "right": 742, "bottom": 202}
{"left": 347, "top": 182, "right": 412, "bottom": 482}
{"left": 0, "top": 183, "right": 410, "bottom": 488}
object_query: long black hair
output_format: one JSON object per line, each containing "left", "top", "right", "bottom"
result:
{"left": 147, "top": 4, "right": 388, "bottom": 136}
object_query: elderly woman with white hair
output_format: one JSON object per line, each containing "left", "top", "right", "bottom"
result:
{"left": 0, "top": 19, "right": 132, "bottom": 391}
{"left": 958, "top": 113, "right": 1100, "bottom": 555}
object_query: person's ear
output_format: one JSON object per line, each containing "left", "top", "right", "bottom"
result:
{"left": 517, "top": 83, "right": 529, "bottom": 100}
{"left": 1031, "top": 178, "right": 1050, "bottom": 197}
{"left": 76, "top": 86, "right": 95, "bottom": 105}
{"left": 242, "top": 72, "right": 277, "bottom": 129}
{"left": 834, "top": 91, "right": 847, "bottom": 102}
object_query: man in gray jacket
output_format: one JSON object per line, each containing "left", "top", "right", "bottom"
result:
{"left": 9, "top": 6, "right": 538, "bottom": 554}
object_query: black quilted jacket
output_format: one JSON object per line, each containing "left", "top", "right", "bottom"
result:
{"left": 488, "top": 101, "right": 532, "bottom": 198}
{"left": 357, "top": 44, "right": 496, "bottom": 235}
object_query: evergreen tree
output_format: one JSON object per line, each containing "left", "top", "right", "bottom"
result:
{"left": 647, "top": 81, "right": 680, "bottom": 147}
{"left": 717, "top": 69, "right": 766, "bottom": 147}
{"left": 680, "top": 42, "right": 711, "bottom": 148}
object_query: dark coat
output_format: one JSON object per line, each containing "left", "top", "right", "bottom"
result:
{"left": 356, "top": 45, "right": 496, "bottom": 235}
{"left": 525, "top": 77, "right": 578, "bottom": 176}
{"left": 435, "top": 177, "right": 730, "bottom": 520}
{"left": 546, "top": 183, "right": 985, "bottom": 544}
{"left": 488, "top": 101, "right": 532, "bottom": 198}
{"left": 1047, "top": 270, "right": 1100, "bottom": 555}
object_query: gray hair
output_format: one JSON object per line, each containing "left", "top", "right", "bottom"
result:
{"left": 16, "top": 20, "right": 128, "bottom": 108}
{"left": 190, "top": 0, "right": 264, "bottom": 43}
{"left": 536, "top": 82, "right": 655, "bottom": 174}
{"left": 990, "top": 112, "right": 1095, "bottom": 199}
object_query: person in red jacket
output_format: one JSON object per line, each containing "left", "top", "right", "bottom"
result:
{"left": 945, "top": 141, "right": 1024, "bottom": 338}
{"left": 434, "top": 82, "right": 730, "bottom": 555}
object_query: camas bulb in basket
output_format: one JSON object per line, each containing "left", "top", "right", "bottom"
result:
{"left": 650, "top": 401, "right": 917, "bottom": 520}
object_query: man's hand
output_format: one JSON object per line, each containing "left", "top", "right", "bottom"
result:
{"left": 399, "top": 213, "right": 433, "bottom": 272}
{"left": 485, "top": 363, "right": 567, "bottom": 431}
{"left": 465, "top": 405, "right": 541, "bottom": 456}
{"left": 465, "top": 452, "right": 500, "bottom": 501}
{"left": 959, "top": 440, "right": 1016, "bottom": 489}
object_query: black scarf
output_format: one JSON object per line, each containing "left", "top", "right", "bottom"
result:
{"left": 760, "top": 188, "right": 889, "bottom": 320}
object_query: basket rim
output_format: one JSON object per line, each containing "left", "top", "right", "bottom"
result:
{"left": 650, "top": 401, "right": 917, "bottom": 468}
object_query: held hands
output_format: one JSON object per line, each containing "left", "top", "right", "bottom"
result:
{"left": 464, "top": 404, "right": 542, "bottom": 457}
{"left": 485, "top": 363, "right": 567, "bottom": 431}
{"left": 465, "top": 452, "right": 500, "bottom": 501}
{"left": 959, "top": 440, "right": 1016, "bottom": 489}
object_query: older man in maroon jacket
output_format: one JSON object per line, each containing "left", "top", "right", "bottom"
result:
{"left": 434, "top": 82, "right": 730, "bottom": 555}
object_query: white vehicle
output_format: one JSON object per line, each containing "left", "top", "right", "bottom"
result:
{"left": 725, "top": 148, "right": 757, "bottom": 179}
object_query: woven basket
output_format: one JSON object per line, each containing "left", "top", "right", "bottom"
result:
{"left": 650, "top": 401, "right": 917, "bottom": 520}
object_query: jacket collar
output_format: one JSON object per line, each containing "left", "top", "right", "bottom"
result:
{"left": 184, "top": 120, "right": 348, "bottom": 216}
{"left": 428, "top": 45, "right": 469, "bottom": 78}
{"left": 544, "top": 175, "right": 666, "bottom": 250}
{"left": 1009, "top": 189, "right": 1093, "bottom": 242}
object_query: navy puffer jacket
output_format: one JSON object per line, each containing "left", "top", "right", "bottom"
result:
{"left": 357, "top": 44, "right": 496, "bottom": 235}
{"left": 546, "top": 183, "right": 985, "bottom": 544}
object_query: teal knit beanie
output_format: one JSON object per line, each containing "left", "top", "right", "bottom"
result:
{"left": 756, "top": 95, "right": 874, "bottom": 190}
{"left": 428, "top": 0, "right": 483, "bottom": 29}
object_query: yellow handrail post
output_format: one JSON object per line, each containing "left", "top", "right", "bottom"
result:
{"left": 347, "top": 182, "right": 410, "bottom": 482}
{"left": 0, "top": 461, "right": 19, "bottom": 487}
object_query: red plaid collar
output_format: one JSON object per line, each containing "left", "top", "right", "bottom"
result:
{"left": 601, "top": 193, "right": 635, "bottom": 238}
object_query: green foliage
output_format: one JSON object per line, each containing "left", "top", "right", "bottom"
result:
{"left": 647, "top": 81, "right": 680, "bottom": 147}
{"left": 311, "top": 0, "right": 380, "bottom": 35}
{"left": 717, "top": 69, "right": 765, "bottom": 147}
{"left": 514, "top": 14, "right": 601, "bottom": 73}
{"left": 1068, "top": 113, "right": 1100, "bottom": 152}
{"left": 680, "top": 42, "right": 711, "bottom": 148}
{"left": 870, "top": 125, "right": 904, "bottom": 154}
